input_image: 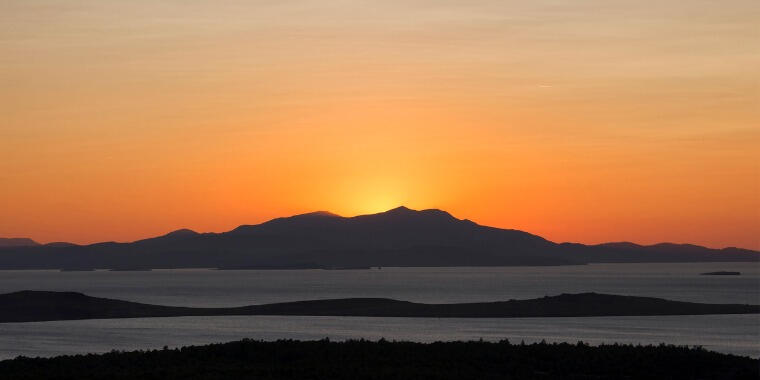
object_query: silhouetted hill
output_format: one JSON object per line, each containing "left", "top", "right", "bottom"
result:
{"left": 0, "top": 207, "right": 757, "bottom": 269}
{"left": 0, "top": 238, "right": 39, "bottom": 248}
{"left": 1, "top": 291, "right": 757, "bottom": 323}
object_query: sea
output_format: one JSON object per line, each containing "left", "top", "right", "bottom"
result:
{"left": 0, "top": 262, "right": 758, "bottom": 360}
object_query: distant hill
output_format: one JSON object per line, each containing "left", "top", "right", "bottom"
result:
{"left": 0, "top": 238, "right": 39, "bottom": 248}
{"left": 1, "top": 291, "right": 757, "bottom": 323}
{"left": 0, "top": 206, "right": 757, "bottom": 269}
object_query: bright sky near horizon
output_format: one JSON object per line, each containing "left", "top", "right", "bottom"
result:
{"left": 1, "top": 0, "right": 758, "bottom": 249}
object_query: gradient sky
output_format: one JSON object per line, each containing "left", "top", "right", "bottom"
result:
{"left": 1, "top": 0, "right": 758, "bottom": 249}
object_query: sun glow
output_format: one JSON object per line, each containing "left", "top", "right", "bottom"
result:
{"left": 343, "top": 178, "right": 409, "bottom": 215}
{"left": 1, "top": 1, "right": 758, "bottom": 249}
{"left": 358, "top": 196, "right": 402, "bottom": 215}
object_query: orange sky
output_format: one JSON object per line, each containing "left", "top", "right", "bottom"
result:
{"left": 1, "top": 1, "right": 758, "bottom": 249}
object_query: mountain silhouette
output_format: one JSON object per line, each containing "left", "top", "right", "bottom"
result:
{"left": 0, "top": 238, "right": 40, "bottom": 248}
{"left": 0, "top": 206, "right": 757, "bottom": 269}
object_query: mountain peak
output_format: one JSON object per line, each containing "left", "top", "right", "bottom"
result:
{"left": 353, "top": 206, "right": 459, "bottom": 223}
{"left": 163, "top": 229, "right": 199, "bottom": 238}
{"left": 0, "top": 238, "right": 40, "bottom": 248}
{"left": 294, "top": 211, "right": 341, "bottom": 218}
{"left": 385, "top": 206, "right": 455, "bottom": 218}
{"left": 386, "top": 205, "right": 414, "bottom": 213}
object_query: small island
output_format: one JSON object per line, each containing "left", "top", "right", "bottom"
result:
{"left": 59, "top": 268, "right": 96, "bottom": 272}
{"left": 701, "top": 271, "right": 741, "bottom": 276}
{"left": 108, "top": 268, "right": 152, "bottom": 272}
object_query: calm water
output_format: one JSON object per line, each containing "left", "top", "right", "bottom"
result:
{"left": 1, "top": 263, "right": 758, "bottom": 359}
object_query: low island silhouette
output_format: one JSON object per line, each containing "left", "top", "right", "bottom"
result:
{"left": 701, "top": 271, "right": 741, "bottom": 276}
{"left": 1, "top": 290, "right": 757, "bottom": 323}
{"left": 0, "top": 207, "right": 757, "bottom": 270}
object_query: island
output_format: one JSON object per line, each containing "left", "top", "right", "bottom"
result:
{"left": 1, "top": 291, "right": 758, "bottom": 324}
{"left": 701, "top": 271, "right": 741, "bottom": 275}
{"left": 108, "top": 268, "right": 152, "bottom": 272}
{"left": 59, "top": 268, "right": 96, "bottom": 272}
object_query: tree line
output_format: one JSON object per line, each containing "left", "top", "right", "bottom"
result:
{"left": 1, "top": 339, "right": 757, "bottom": 379}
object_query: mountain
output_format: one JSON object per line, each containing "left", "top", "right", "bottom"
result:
{"left": 0, "top": 206, "right": 757, "bottom": 269}
{"left": 0, "top": 238, "right": 39, "bottom": 248}
{"left": 1, "top": 290, "right": 757, "bottom": 323}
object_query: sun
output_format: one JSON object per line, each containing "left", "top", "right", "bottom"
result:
{"left": 342, "top": 178, "right": 409, "bottom": 215}
{"left": 360, "top": 195, "right": 402, "bottom": 214}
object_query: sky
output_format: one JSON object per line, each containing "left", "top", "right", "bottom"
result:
{"left": 1, "top": 0, "right": 758, "bottom": 249}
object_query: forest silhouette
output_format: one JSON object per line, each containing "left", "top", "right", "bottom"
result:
{"left": 2, "top": 339, "right": 757, "bottom": 380}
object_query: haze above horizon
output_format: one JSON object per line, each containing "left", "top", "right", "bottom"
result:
{"left": 1, "top": 1, "right": 758, "bottom": 249}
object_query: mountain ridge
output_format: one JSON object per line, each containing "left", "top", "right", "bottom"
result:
{"left": 0, "top": 206, "right": 757, "bottom": 269}
{"left": 0, "top": 238, "right": 40, "bottom": 248}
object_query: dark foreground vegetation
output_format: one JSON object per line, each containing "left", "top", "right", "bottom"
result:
{"left": 1, "top": 339, "right": 758, "bottom": 380}
{"left": 2, "top": 291, "right": 759, "bottom": 323}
